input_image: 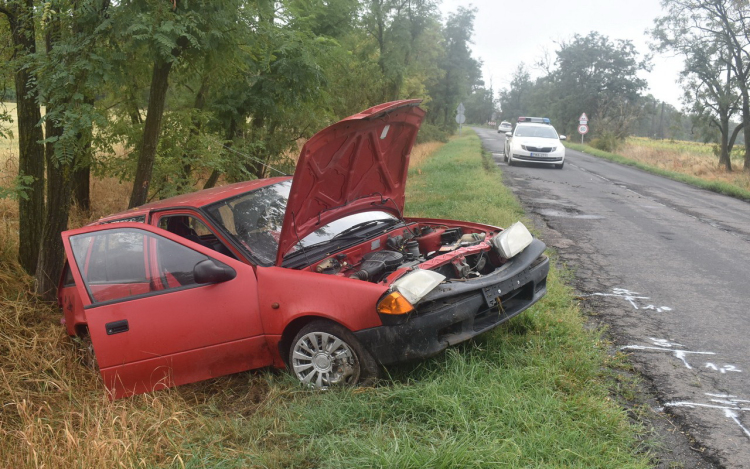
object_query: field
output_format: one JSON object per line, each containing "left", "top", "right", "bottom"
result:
{"left": 0, "top": 127, "right": 654, "bottom": 467}
{"left": 567, "top": 136, "right": 750, "bottom": 200}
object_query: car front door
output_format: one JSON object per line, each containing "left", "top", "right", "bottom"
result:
{"left": 62, "top": 222, "right": 270, "bottom": 399}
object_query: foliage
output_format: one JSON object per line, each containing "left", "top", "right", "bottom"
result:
{"left": 590, "top": 131, "right": 622, "bottom": 152}
{"left": 0, "top": 0, "right": 492, "bottom": 295}
{"left": 415, "top": 122, "right": 448, "bottom": 144}
{"left": 426, "top": 6, "right": 484, "bottom": 130}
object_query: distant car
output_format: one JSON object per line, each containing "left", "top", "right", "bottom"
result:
{"left": 503, "top": 117, "right": 566, "bottom": 169}
{"left": 498, "top": 121, "right": 512, "bottom": 133}
{"left": 58, "top": 100, "right": 550, "bottom": 399}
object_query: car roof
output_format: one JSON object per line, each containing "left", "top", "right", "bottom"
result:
{"left": 93, "top": 176, "right": 292, "bottom": 224}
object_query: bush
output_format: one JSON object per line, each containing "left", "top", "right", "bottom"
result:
{"left": 417, "top": 123, "right": 449, "bottom": 144}
{"left": 589, "top": 131, "right": 622, "bottom": 152}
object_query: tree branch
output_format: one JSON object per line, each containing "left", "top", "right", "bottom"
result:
{"left": 0, "top": 4, "right": 15, "bottom": 20}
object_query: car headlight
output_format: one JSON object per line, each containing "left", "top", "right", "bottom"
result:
{"left": 377, "top": 270, "right": 446, "bottom": 315}
{"left": 520, "top": 144, "right": 528, "bottom": 151}
{"left": 550, "top": 146, "right": 557, "bottom": 152}
{"left": 491, "top": 222, "right": 533, "bottom": 259}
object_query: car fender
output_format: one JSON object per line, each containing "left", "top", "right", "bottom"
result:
{"left": 256, "top": 266, "right": 387, "bottom": 332}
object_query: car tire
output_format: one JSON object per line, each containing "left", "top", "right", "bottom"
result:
{"left": 508, "top": 156, "right": 515, "bottom": 166}
{"left": 556, "top": 161, "right": 564, "bottom": 169}
{"left": 289, "top": 320, "right": 380, "bottom": 389}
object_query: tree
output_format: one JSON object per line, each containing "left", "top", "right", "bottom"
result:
{"left": 653, "top": 0, "right": 750, "bottom": 171}
{"left": 0, "top": 0, "right": 45, "bottom": 275}
{"left": 33, "top": 0, "right": 112, "bottom": 300}
{"left": 427, "top": 6, "right": 482, "bottom": 129}
{"left": 552, "top": 32, "right": 649, "bottom": 137}
{"left": 463, "top": 82, "right": 495, "bottom": 124}
{"left": 498, "top": 64, "right": 533, "bottom": 122}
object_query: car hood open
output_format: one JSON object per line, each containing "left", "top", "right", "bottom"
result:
{"left": 276, "top": 100, "right": 425, "bottom": 265}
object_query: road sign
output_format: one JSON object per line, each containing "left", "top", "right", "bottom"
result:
{"left": 579, "top": 112, "right": 588, "bottom": 123}
{"left": 578, "top": 124, "right": 589, "bottom": 135}
{"left": 457, "top": 103, "right": 465, "bottom": 114}
{"left": 456, "top": 113, "right": 466, "bottom": 124}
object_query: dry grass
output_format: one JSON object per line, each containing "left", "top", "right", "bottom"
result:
{"left": 619, "top": 137, "right": 750, "bottom": 192}
{"left": 409, "top": 141, "right": 444, "bottom": 168}
{"left": 0, "top": 136, "right": 444, "bottom": 467}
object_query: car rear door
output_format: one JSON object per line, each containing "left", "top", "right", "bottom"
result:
{"left": 62, "top": 222, "right": 270, "bottom": 399}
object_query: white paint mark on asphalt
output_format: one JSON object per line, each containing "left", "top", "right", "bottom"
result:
{"left": 649, "top": 338, "right": 683, "bottom": 348}
{"left": 705, "top": 363, "right": 742, "bottom": 374}
{"left": 585, "top": 288, "right": 673, "bottom": 312}
{"left": 666, "top": 394, "right": 750, "bottom": 440}
{"left": 586, "top": 288, "right": 648, "bottom": 309}
{"left": 620, "top": 343, "right": 715, "bottom": 369}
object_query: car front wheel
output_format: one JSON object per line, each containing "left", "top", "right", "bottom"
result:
{"left": 556, "top": 161, "right": 564, "bottom": 169}
{"left": 289, "top": 320, "right": 380, "bottom": 389}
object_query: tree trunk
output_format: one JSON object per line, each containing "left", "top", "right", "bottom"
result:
{"left": 128, "top": 58, "right": 173, "bottom": 208}
{"left": 742, "top": 99, "right": 750, "bottom": 172}
{"left": 4, "top": 1, "right": 46, "bottom": 275}
{"left": 72, "top": 164, "right": 90, "bottom": 210}
{"left": 177, "top": 81, "right": 208, "bottom": 191}
{"left": 34, "top": 17, "right": 74, "bottom": 301}
{"left": 203, "top": 118, "right": 237, "bottom": 189}
{"left": 35, "top": 112, "right": 72, "bottom": 300}
{"left": 718, "top": 115, "right": 732, "bottom": 171}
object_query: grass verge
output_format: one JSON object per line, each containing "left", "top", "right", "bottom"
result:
{"left": 0, "top": 131, "right": 652, "bottom": 467}
{"left": 567, "top": 141, "right": 750, "bottom": 201}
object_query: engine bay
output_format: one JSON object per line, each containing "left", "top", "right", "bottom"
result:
{"left": 305, "top": 221, "right": 507, "bottom": 284}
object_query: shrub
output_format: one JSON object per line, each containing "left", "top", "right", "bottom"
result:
{"left": 589, "top": 131, "right": 622, "bottom": 152}
{"left": 416, "top": 123, "right": 449, "bottom": 144}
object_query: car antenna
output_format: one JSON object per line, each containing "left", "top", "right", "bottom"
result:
{"left": 212, "top": 139, "right": 291, "bottom": 177}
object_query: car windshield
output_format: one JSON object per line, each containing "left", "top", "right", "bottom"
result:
{"left": 204, "top": 181, "right": 399, "bottom": 265}
{"left": 514, "top": 125, "right": 559, "bottom": 139}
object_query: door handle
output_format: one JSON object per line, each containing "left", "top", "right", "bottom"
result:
{"left": 106, "top": 319, "right": 129, "bottom": 335}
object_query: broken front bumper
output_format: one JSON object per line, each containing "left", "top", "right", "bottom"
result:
{"left": 354, "top": 239, "right": 550, "bottom": 365}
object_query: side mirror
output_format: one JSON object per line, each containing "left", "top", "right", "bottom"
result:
{"left": 505, "top": 132, "right": 512, "bottom": 138}
{"left": 559, "top": 135, "right": 567, "bottom": 141}
{"left": 193, "top": 259, "right": 236, "bottom": 284}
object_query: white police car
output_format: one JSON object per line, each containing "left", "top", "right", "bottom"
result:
{"left": 503, "top": 117, "right": 566, "bottom": 169}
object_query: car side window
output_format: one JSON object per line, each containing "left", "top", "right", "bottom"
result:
{"left": 69, "top": 228, "right": 212, "bottom": 305}
{"left": 158, "top": 215, "right": 237, "bottom": 260}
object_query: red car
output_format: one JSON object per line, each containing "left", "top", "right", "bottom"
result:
{"left": 58, "top": 100, "right": 549, "bottom": 399}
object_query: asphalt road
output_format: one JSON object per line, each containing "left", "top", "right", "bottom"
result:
{"left": 475, "top": 126, "right": 750, "bottom": 468}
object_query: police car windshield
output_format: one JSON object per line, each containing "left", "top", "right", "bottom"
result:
{"left": 514, "top": 125, "right": 559, "bottom": 139}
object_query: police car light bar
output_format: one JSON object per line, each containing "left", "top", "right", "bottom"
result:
{"left": 517, "top": 117, "right": 551, "bottom": 124}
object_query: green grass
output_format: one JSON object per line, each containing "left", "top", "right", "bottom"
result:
{"left": 171, "top": 132, "right": 652, "bottom": 467}
{"left": 227, "top": 132, "right": 650, "bottom": 468}
{"left": 629, "top": 135, "right": 745, "bottom": 162}
{"left": 567, "top": 141, "right": 750, "bottom": 201}
{"left": 0, "top": 130, "right": 653, "bottom": 468}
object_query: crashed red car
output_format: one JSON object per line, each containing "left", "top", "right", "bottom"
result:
{"left": 58, "top": 100, "right": 550, "bottom": 399}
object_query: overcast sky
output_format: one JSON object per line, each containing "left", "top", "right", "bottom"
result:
{"left": 439, "top": 0, "right": 684, "bottom": 108}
